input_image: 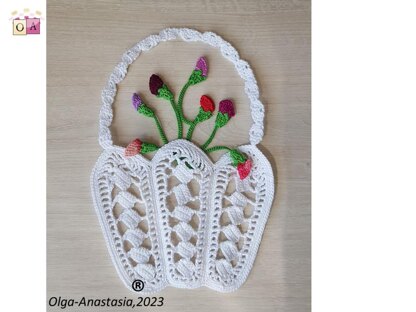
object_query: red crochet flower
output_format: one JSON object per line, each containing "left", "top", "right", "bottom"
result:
{"left": 200, "top": 95, "right": 215, "bottom": 112}
{"left": 237, "top": 159, "right": 252, "bottom": 180}
{"left": 125, "top": 139, "right": 142, "bottom": 157}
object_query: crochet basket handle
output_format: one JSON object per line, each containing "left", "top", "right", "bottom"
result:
{"left": 99, "top": 28, "right": 265, "bottom": 149}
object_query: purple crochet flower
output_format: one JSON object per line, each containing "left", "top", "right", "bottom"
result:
{"left": 195, "top": 56, "right": 208, "bottom": 77}
{"left": 149, "top": 74, "right": 164, "bottom": 95}
{"left": 187, "top": 56, "right": 208, "bottom": 85}
{"left": 132, "top": 93, "right": 142, "bottom": 110}
{"left": 218, "top": 99, "right": 235, "bottom": 118}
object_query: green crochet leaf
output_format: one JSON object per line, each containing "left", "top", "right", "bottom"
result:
{"left": 157, "top": 84, "right": 174, "bottom": 101}
{"left": 141, "top": 142, "right": 159, "bottom": 153}
{"left": 188, "top": 69, "right": 206, "bottom": 85}
{"left": 138, "top": 104, "right": 155, "bottom": 117}
{"left": 215, "top": 112, "right": 230, "bottom": 128}
{"left": 195, "top": 108, "right": 212, "bottom": 123}
{"left": 229, "top": 149, "right": 247, "bottom": 166}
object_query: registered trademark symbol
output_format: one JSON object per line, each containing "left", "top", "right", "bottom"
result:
{"left": 132, "top": 279, "right": 145, "bottom": 292}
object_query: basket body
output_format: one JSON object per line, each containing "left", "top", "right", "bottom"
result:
{"left": 91, "top": 140, "right": 274, "bottom": 293}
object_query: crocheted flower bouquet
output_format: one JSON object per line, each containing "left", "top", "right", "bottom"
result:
{"left": 91, "top": 28, "right": 274, "bottom": 293}
{"left": 127, "top": 57, "right": 252, "bottom": 180}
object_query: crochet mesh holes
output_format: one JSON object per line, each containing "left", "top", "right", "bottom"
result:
{"left": 169, "top": 158, "right": 200, "bottom": 280}
{"left": 107, "top": 161, "right": 158, "bottom": 283}
{"left": 155, "top": 149, "right": 211, "bottom": 285}
{"left": 209, "top": 167, "right": 258, "bottom": 285}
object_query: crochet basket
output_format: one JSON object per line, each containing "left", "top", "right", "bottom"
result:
{"left": 90, "top": 28, "right": 275, "bottom": 293}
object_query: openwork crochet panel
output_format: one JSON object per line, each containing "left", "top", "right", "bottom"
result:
{"left": 91, "top": 141, "right": 273, "bottom": 292}
{"left": 91, "top": 150, "right": 166, "bottom": 292}
{"left": 91, "top": 28, "right": 275, "bottom": 293}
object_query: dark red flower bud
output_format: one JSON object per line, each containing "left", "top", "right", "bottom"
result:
{"left": 149, "top": 74, "right": 164, "bottom": 95}
{"left": 218, "top": 99, "right": 235, "bottom": 118}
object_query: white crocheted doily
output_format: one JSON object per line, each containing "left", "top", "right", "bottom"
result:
{"left": 91, "top": 28, "right": 275, "bottom": 293}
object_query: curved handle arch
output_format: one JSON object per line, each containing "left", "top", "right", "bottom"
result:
{"left": 99, "top": 28, "right": 265, "bottom": 149}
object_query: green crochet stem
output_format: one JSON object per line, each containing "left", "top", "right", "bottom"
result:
{"left": 141, "top": 150, "right": 157, "bottom": 154}
{"left": 178, "top": 81, "right": 193, "bottom": 125}
{"left": 169, "top": 98, "right": 183, "bottom": 138}
{"left": 186, "top": 121, "right": 197, "bottom": 140}
{"left": 201, "top": 126, "right": 218, "bottom": 150}
{"left": 205, "top": 146, "right": 231, "bottom": 153}
{"left": 153, "top": 116, "right": 168, "bottom": 144}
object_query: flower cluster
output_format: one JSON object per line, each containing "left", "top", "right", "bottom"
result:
{"left": 124, "top": 57, "right": 252, "bottom": 179}
{"left": 230, "top": 149, "right": 253, "bottom": 180}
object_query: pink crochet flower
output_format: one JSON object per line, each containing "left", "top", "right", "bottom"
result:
{"left": 195, "top": 56, "right": 208, "bottom": 77}
{"left": 237, "top": 159, "right": 252, "bottom": 180}
{"left": 229, "top": 149, "right": 252, "bottom": 180}
{"left": 188, "top": 56, "right": 208, "bottom": 85}
{"left": 125, "top": 139, "right": 142, "bottom": 157}
{"left": 218, "top": 99, "right": 235, "bottom": 118}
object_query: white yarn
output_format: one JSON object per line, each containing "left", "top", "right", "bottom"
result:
{"left": 91, "top": 28, "right": 275, "bottom": 293}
